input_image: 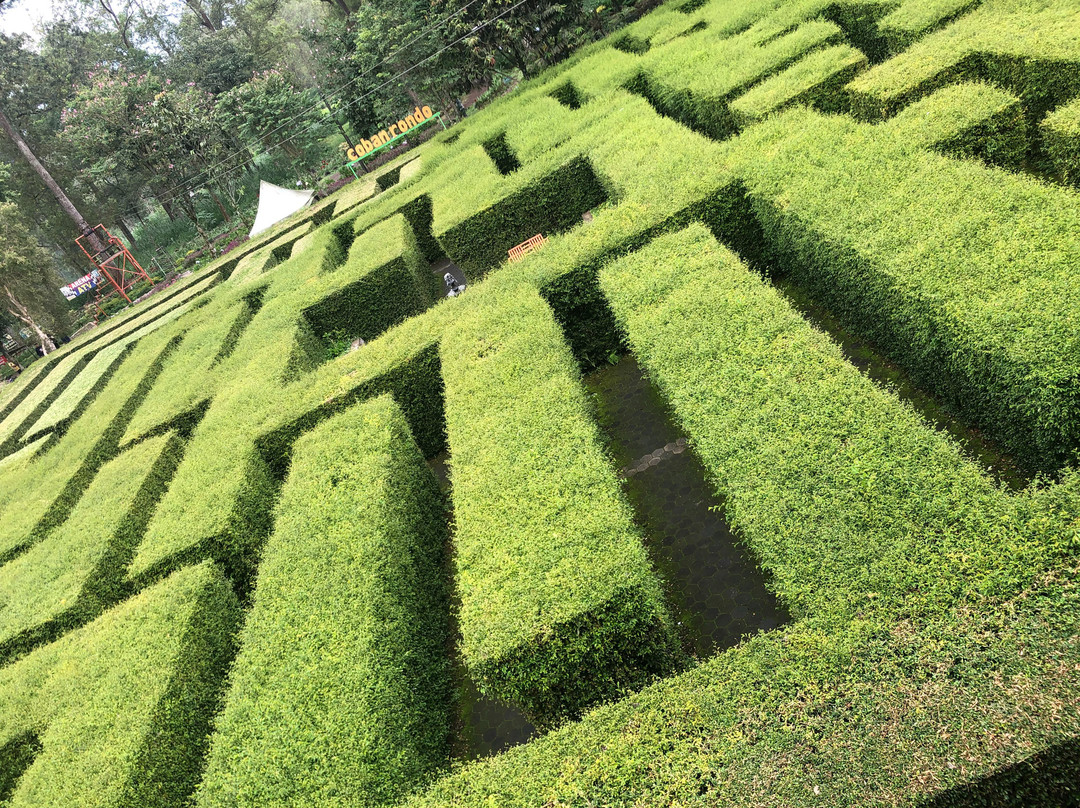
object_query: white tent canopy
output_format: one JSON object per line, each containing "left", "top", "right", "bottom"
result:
{"left": 248, "top": 180, "right": 315, "bottom": 238}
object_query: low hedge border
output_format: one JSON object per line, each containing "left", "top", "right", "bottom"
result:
{"left": 0, "top": 561, "right": 239, "bottom": 808}
{"left": 0, "top": 433, "right": 185, "bottom": 666}
{"left": 23, "top": 342, "right": 135, "bottom": 445}
{"left": 196, "top": 396, "right": 452, "bottom": 808}
{"left": 119, "top": 292, "right": 254, "bottom": 446}
{"left": 0, "top": 332, "right": 182, "bottom": 563}
{"left": 27, "top": 289, "right": 211, "bottom": 448}
{"left": 441, "top": 284, "right": 678, "bottom": 725}
{"left": 0, "top": 353, "right": 91, "bottom": 455}
{"left": 0, "top": 270, "right": 219, "bottom": 452}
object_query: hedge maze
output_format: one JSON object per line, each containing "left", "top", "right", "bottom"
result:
{"left": 1, "top": 0, "right": 1079, "bottom": 803}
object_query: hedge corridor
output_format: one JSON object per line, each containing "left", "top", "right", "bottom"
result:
{"left": 0, "top": 0, "right": 1078, "bottom": 804}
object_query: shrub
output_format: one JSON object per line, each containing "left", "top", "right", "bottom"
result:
{"left": 1042, "top": 95, "right": 1080, "bottom": 184}
{"left": 432, "top": 149, "right": 608, "bottom": 277}
{"left": 599, "top": 224, "right": 1021, "bottom": 619}
{"left": 0, "top": 561, "right": 238, "bottom": 808}
{"left": 0, "top": 331, "right": 182, "bottom": 562}
{"left": 729, "top": 43, "right": 869, "bottom": 127}
{"left": 441, "top": 283, "right": 678, "bottom": 725}
{"left": 884, "top": 81, "right": 1028, "bottom": 169}
{"left": 0, "top": 433, "right": 185, "bottom": 664}
{"left": 847, "top": 0, "right": 1080, "bottom": 120}
{"left": 301, "top": 213, "right": 436, "bottom": 348}
{"left": 877, "top": 0, "right": 983, "bottom": 54}
{"left": 627, "top": 19, "right": 843, "bottom": 138}
{"left": 727, "top": 105, "right": 1080, "bottom": 474}
{"left": 196, "top": 396, "right": 452, "bottom": 808}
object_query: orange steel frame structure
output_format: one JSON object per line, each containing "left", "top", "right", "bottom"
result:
{"left": 75, "top": 224, "right": 152, "bottom": 305}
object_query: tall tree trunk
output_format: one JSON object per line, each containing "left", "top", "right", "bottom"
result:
{"left": 115, "top": 218, "right": 137, "bottom": 245}
{"left": 319, "top": 89, "right": 356, "bottom": 152}
{"left": 208, "top": 188, "right": 231, "bottom": 223}
{"left": 3, "top": 286, "right": 57, "bottom": 355}
{"left": 0, "top": 105, "right": 106, "bottom": 253}
{"left": 183, "top": 0, "right": 220, "bottom": 31}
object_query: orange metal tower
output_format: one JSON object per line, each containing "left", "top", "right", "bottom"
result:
{"left": 75, "top": 225, "right": 152, "bottom": 305}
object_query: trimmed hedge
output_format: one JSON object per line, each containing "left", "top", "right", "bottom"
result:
{"left": 119, "top": 296, "right": 247, "bottom": 446}
{"left": 0, "top": 561, "right": 238, "bottom": 808}
{"left": 599, "top": 224, "right": 1023, "bottom": 619}
{"left": 848, "top": 0, "right": 1080, "bottom": 120}
{"left": 729, "top": 43, "right": 869, "bottom": 127}
{"left": 25, "top": 341, "right": 132, "bottom": 440}
{"left": 877, "top": 0, "right": 983, "bottom": 54}
{"left": 196, "top": 395, "right": 452, "bottom": 808}
{"left": 884, "top": 81, "right": 1028, "bottom": 168}
{"left": 301, "top": 213, "right": 436, "bottom": 348}
{"left": 0, "top": 330, "right": 182, "bottom": 562}
{"left": 406, "top": 556, "right": 1080, "bottom": 807}
{"left": 0, "top": 433, "right": 184, "bottom": 664}
{"left": 433, "top": 149, "right": 608, "bottom": 277}
{"left": 728, "top": 105, "right": 1080, "bottom": 474}
{"left": 441, "top": 284, "right": 678, "bottom": 725}
{"left": 0, "top": 271, "right": 219, "bottom": 456}
{"left": 399, "top": 223, "right": 1080, "bottom": 808}
{"left": 628, "top": 19, "right": 843, "bottom": 139}
{"left": 0, "top": 353, "right": 89, "bottom": 452}
{"left": 133, "top": 209, "right": 451, "bottom": 590}
{"left": 27, "top": 288, "right": 211, "bottom": 446}
{"left": 1042, "top": 95, "right": 1080, "bottom": 184}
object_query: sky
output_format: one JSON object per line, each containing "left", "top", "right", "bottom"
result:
{"left": 0, "top": 0, "right": 49, "bottom": 41}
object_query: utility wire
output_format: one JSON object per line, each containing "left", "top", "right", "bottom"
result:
{"left": 119, "top": 0, "right": 534, "bottom": 264}
{"left": 128, "top": 0, "right": 491, "bottom": 209}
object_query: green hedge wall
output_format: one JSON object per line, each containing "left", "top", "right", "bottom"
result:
{"left": 884, "top": 81, "right": 1028, "bottom": 169}
{"left": 406, "top": 555, "right": 1080, "bottom": 807}
{"left": 0, "top": 433, "right": 185, "bottom": 664}
{"left": 599, "top": 224, "right": 1026, "bottom": 620}
{"left": 729, "top": 44, "right": 869, "bottom": 127}
{"left": 0, "top": 561, "right": 238, "bottom": 808}
{"left": 728, "top": 105, "right": 1080, "bottom": 474}
{"left": 627, "top": 19, "right": 842, "bottom": 139}
{"left": 441, "top": 284, "right": 678, "bottom": 726}
{"left": 301, "top": 214, "right": 435, "bottom": 348}
{"left": 435, "top": 154, "right": 608, "bottom": 277}
{"left": 0, "top": 331, "right": 181, "bottom": 563}
{"left": 1042, "top": 96, "right": 1080, "bottom": 184}
{"left": 877, "top": 0, "right": 982, "bottom": 55}
{"left": 848, "top": 0, "right": 1080, "bottom": 120}
{"left": 398, "top": 222, "right": 1080, "bottom": 808}
{"left": 131, "top": 209, "right": 454, "bottom": 592}
{"left": 196, "top": 396, "right": 452, "bottom": 808}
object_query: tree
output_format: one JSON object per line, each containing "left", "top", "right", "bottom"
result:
{"left": 0, "top": 203, "right": 72, "bottom": 354}
{"left": 0, "top": 105, "right": 105, "bottom": 252}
